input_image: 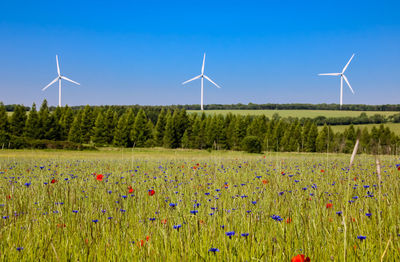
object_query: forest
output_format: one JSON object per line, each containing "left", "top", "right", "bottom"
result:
{"left": 1, "top": 100, "right": 399, "bottom": 154}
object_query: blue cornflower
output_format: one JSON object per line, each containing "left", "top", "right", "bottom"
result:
{"left": 149, "top": 218, "right": 156, "bottom": 221}
{"left": 357, "top": 236, "right": 366, "bottom": 241}
{"left": 16, "top": 247, "right": 23, "bottom": 251}
{"left": 169, "top": 203, "right": 177, "bottom": 208}
{"left": 336, "top": 211, "right": 342, "bottom": 216}
{"left": 173, "top": 224, "right": 182, "bottom": 230}
{"left": 241, "top": 233, "right": 249, "bottom": 237}
{"left": 72, "top": 210, "right": 79, "bottom": 213}
{"left": 190, "top": 210, "right": 198, "bottom": 215}
{"left": 226, "top": 231, "right": 235, "bottom": 238}
{"left": 271, "top": 215, "right": 283, "bottom": 222}
{"left": 365, "top": 213, "right": 372, "bottom": 217}
{"left": 24, "top": 183, "right": 31, "bottom": 187}
{"left": 208, "top": 248, "right": 219, "bottom": 253}
{"left": 252, "top": 201, "right": 257, "bottom": 205}
{"left": 108, "top": 217, "right": 113, "bottom": 220}
{"left": 92, "top": 219, "right": 99, "bottom": 223}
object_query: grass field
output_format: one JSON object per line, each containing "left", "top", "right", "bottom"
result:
{"left": 188, "top": 109, "right": 398, "bottom": 118}
{"left": 0, "top": 149, "right": 399, "bottom": 261}
{"left": 320, "top": 123, "right": 400, "bottom": 135}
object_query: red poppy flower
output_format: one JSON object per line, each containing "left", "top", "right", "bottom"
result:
{"left": 146, "top": 235, "right": 150, "bottom": 241}
{"left": 286, "top": 218, "right": 292, "bottom": 224}
{"left": 398, "top": 166, "right": 400, "bottom": 171}
{"left": 96, "top": 174, "right": 104, "bottom": 181}
{"left": 6, "top": 195, "right": 11, "bottom": 200}
{"left": 161, "top": 219, "right": 167, "bottom": 224}
{"left": 291, "top": 254, "right": 310, "bottom": 262}
{"left": 262, "top": 179, "right": 269, "bottom": 184}
{"left": 148, "top": 190, "right": 155, "bottom": 196}
{"left": 128, "top": 186, "right": 134, "bottom": 193}
{"left": 326, "top": 203, "right": 333, "bottom": 209}
{"left": 51, "top": 179, "right": 57, "bottom": 184}
{"left": 320, "top": 169, "right": 325, "bottom": 173}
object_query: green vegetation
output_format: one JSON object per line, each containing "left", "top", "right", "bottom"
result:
{"left": 320, "top": 123, "right": 400, "bottom": 136}
{"left": 0, "top": 150, "right": 398, "bottom": 261}
{"left": 188, "top": 109, "right": 397, "bottom": 118}
{"left": 1, "top": 101, "right": 400, "bottom": 155}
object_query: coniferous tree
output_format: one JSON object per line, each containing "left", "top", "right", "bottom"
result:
{"left": 60, "top": 106, "right": 74, "bottom": 140}
{"left": 131, "top": 109, "right": 151, "bottom": 147}
{"left": 24, "top": 103, "right": 40, "bottom": 139}
{"left": 80, "top": 105, "right": 94, "bottom": 143}
{"left": 92, "top": 112, "right": 108, "bottom": 146}
{"left": 38, "top": 100, "right": 52, "bottom": 139}
{"left": 316, "top": 124, "right": 329, "bottom": 152}
{"left": 0, "top": 102, "right": 9, "bottom": 145}
{"left": 163, "top": 111, "right": 176, "bottom": 148}
{"left": 10, "top": 105, "right": 27, "bottom": 136}
{"left": 104, "top": 108, "right": 116, "bottom": 144}
{"left": 68, "top": 112, "right": 82, "bottom": 143}
{"left": 153, "top": 109, "right": 167, "bottom": 146}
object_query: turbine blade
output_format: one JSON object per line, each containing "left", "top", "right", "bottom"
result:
{"left": 42, "top": 77, "right": 59, "bottom": 91}
{"left": 61, "top": 76, "right": 80, "bottom": 86}
{"left": 342, "top": 54, "right": 355, "bottom": 73}
{"left": 182, "top": 75, "right": 202, "bottom": 85}
{"left": 318, "top": 73, "right": 341, "bottom": 76}
{"left": 204, "top": 75, "right": 221, "bottom": 88}
{"left": 342, "top": 74, "right": 354, "bottom": 94}
{"left": 56, "top": 55, "right": 60, "bottom": 76}
{"left": 201, "top": 53, "right": 206, "bottom": 74}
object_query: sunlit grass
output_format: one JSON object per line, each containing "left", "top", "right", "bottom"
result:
{"left": 0, "top": 149, "right": 399, "bottom": 261}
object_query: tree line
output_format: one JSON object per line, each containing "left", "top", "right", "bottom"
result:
{"left": 0, "top": 100, "right": 399, "bottom": 154}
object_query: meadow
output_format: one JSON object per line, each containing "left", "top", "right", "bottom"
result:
{"left": 319, "top": 123, "right": 400, "bottom": 136}
{"left": 0, "top": 149, "right": 399, "bottom": 261}
{"left": 187, "top": 109, "right": 398, "bottom": 118}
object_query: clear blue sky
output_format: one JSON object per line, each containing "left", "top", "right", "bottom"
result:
{"left": 0, "top": 0, "right": 399, "bottom": 107}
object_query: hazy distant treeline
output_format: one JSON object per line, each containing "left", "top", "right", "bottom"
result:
{"left": 5, "top": 102, "right": 400, "bottom": 112}
{"left": 1, "top": 100, "right": 399, "bottom": 154}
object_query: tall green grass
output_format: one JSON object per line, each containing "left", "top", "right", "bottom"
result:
{"left": 0, "top": 150, "right": 398, "bottom": 261}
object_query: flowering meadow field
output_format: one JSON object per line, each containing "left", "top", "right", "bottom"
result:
{"left": 0, "top": 149, "right": 399, "bottom": 261}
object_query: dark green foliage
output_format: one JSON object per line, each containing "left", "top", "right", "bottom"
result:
{"left": 2, "top": 100, "right": 400, "bottom": 154}
{"left": 241, "top": 136, "right": 262, "bottom": 153}
{"left": 10, "top": 105, "right": 27, "bottom": 136}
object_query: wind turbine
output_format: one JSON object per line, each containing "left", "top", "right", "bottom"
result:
{"left": 318, "top": 54, "right": 355, "bottom": 109}
{"left": 182, "top": 53, "right": 221, "bottom": 110}
{"left": 42, "top": 55, "right": 80, "bottom": 107}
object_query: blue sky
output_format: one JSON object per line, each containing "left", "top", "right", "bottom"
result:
{"left": 0, "top": 0, "right": 399, "bottom": 106}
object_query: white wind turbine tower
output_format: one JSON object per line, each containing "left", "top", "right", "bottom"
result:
{"left": 182, "top": 53, "right": 221, "bottom": 110}
{"left": 319, "top": 54, "right": 355, "bottom": 109}
{"left": 42, "top": 55, "right": 80, "bottom": 107}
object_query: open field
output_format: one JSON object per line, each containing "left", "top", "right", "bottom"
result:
{"left": 188, "top": 109, "right": 398, "bottom": 118}
{"left": 0, "top": 149, "right": 399, "bottom": 261}
{"left": 320, "top": 123, "right": 400, "bottom": 135}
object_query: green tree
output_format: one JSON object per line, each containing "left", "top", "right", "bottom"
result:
{"left": 0, "top": 102, "right": 9, "bottom": 145}
{"left": 80, "top": 105, "right": 94, "bottom": 143}
{"left": 154, "top": 109, "right": 167, "bottom": 146}
{"left": 68, "top": 112, "right": 82, "bottom": 143}
{"left": 10, "top": 105, "right": 27, "bottom": 137}
{"left": 130, "top": 109, "right": 151, "bottom": 147}
{"left": 92, "top": 112, "right": 108, "bottom": 146}
{"left": 24, "top": 103, "right": 40, "bottom": 139}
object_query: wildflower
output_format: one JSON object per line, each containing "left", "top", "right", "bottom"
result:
{"left": 72, "top": 210, "right": 78, "bottom": 213}
{"left": 146, "top": 235, "right": 150, "bottom": 241}
{"left": 208, "top": 248, "right": 219, "bottom": 253}
{"left": 190, "top": 210, "right": 198, "bottom": 215}
{"left": 241, "top": 233, "right": 249, "bottom": 237}
{"left": 321, "top": 169, "right": 325, "bottom": 173}
{"left": 148, "top": 189, "right": 155, "bottom": 196}
{"left": 51, "top": 179, "right": 57, "bottom": 184}
{"left": 262, "top": 179, "right": 268, "bottom": 184}
{"left": 286, "top": 218, "right": 292, "bottom": 224}
{"left": 96, "top": 174, "right": 104, "bottom": 181}
{"left": 169, "top": 203, "right": 177, "bottom": 208}
{"left": 173, "top": 224, "right": 182, "bottom": 230}
{"left": 128, "top": 186, "right": 134, "bottom": 193}
{"left": 291, "top": 254, "right": 310, "bottom": 262}
{"left": 16, "top": 247, "right": 23, "bottom": 251}
{"left": 336, "top": 211, "right": 342, "bottom": 216}
{"left": 357, "top": 235, "right": 366, "bottom": 241}
{"left": 24, "top": 183, "right": 31, "bottom": 187}
{"left": 271, "top": 215, "right": 283, "bottom": 222}
{"left": 161, "top": 219, "right": 167, "bottom": 224}
{"left": 92, "top": 219, "right": 99, "bottom": 223}
{"left": 326, "top": 203, "right": 333, "bottom": 209}
{"left": 365, "top": 213, "right": 372, "bottom": 218}
{"left": 226, "top": 231, "right": 235, "bottom": 239}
